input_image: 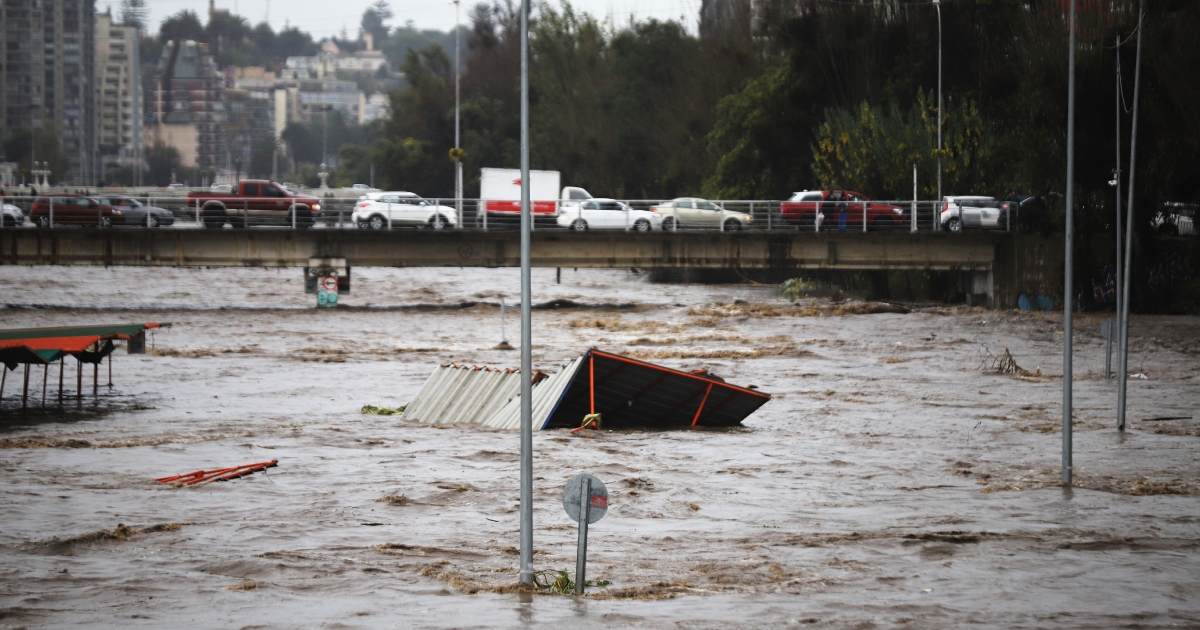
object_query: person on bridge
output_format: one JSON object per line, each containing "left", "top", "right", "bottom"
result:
{"left": 835, "top": 192, "right": 848, "bottom": 232}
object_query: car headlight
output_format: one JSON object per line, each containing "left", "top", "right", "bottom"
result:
{"left": 312, "top": 204, "right": 321, "bottom": 212}
{"left": 743, "top": 215, "right": 753, "bottom": 222}
{"left": 112, "top": 209, "right": 123, "bottom": 215}
{"left": 893, "top": 208, "right": 903, "bottom": 215}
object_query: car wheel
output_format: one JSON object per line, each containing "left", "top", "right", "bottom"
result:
{"left": 662, "top": 216, "right": 677, "bottom": 231}
{"left": 872, "top": 216, "right": 893, "bottom": 232}
{"left": 723, "top": 218, "right": 741, "bottom": 232}
{"left": 797, "top": 213, "right": 815, "bottom": 229}
{"left": 230, "top": 217, "right": 246, "bottom": 229}
{"left": 368, "top": 215, "right": 386, "bottom": 230}
{"left": 146, "top": 214, "right": 159, "bottom": 228}
{"left": 571, "top": 219, "right": 588, "bottom": 231}
{"left": 633, "top": 219, "right": 651, "bottom": 232}
{"left": 37, "top": 216, "right": 51, "bottom": 228}
{"left": 428, "top": 215, "right": 448, "bottom": 229}
{"left": 98, "top": 216, "right": 113, "bottom": 228}
{"left": 947, "top": 217, "right": 962, "bottom": 233}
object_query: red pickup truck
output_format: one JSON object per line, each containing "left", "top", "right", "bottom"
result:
{"left": 187, "top": 180, "right": 323, "bottom": 228}
{"left": 781, "top": 190, "right": 906, "bottom": 231}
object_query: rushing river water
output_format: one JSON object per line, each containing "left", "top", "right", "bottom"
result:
{"left": 0, "top": 266, "right": 1197, "bottom": 628}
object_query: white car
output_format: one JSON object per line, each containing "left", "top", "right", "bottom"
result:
{"left": 556, "top": 198, "right": 662, "bottom": 232}
{"left": 3, "top": 203, "right": 25, "bottom": 227}
{"left": 939, "top": 195, "right": 1010, "bottom": 232}
{"left": 1153, "top": 203, "right": 1196, "bottom": 236}
{"left": 353, "top": 192, "right": 457, "bottom": 229}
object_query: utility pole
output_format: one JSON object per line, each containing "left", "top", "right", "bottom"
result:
{"left": 1062, "top": 0, "right": 1077, "bottom": 485}
{"left": 1117, "top": 0, "right": 1145, "bottom": 432}
{"left": 518, "top": 0, "right": 534, "bottom": 587}
{"left": 454, "top": 0, "right": 463, "bottom": 227}
{"left": 933, "top": 0, "right": 942, "bottom": 208}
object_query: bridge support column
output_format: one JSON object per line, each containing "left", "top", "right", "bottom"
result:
{"left": 959, "top": 268, "right": 994, "bottom": 309}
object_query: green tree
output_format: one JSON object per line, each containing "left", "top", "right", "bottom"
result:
{"left": 145, "top": 141, "right": 182, "bottom": 186}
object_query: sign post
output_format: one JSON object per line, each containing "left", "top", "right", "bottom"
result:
{"left": 317, "top": 275, "right": 338, "bottom": 308}
{"left": 562, "top": 473, "right": 608, "bottom": 594}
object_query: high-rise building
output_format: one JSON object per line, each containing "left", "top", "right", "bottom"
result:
{"left": 144, "top": 39, "right": 225, "bottom": 170}
{"left": 95, "top": 10, "right": 141, "bottom": 182}
{"left": 0, "top": 0, "right": 97, "bottom": 185}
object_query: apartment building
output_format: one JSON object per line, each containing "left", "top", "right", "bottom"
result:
{"left": 0, "top": 0, "right": 96, "bottom": 184}
{"left": 95, "top": 10, "right": 141, "bottom": 179}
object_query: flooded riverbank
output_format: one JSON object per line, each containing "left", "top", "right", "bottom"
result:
{"left": 1, "top": 266, "right": 1197, "bottom": 628}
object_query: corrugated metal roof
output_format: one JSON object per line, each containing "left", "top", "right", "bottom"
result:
{"left": 402, "top": 364, "right": 522, "bottom": 427}
{"left": 486, "top": 354, "right": 584, "bottom": 430}
{"left": 401, "top": 350, "right": 769, "bottom": 431}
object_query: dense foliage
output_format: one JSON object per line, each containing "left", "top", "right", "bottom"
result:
{"left": 368, "top": 0, "right": 1197, "bottom": 232}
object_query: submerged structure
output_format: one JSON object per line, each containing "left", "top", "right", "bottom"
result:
{"left": 0, "top": 323, "right": 170, "bottom": 409}
{"left": 403, "top": 348, "right": 771, "bottom": 430}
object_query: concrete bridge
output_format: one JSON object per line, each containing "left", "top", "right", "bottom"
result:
{"left": 0, "top": 228, "right": 1059, "bottom": 308}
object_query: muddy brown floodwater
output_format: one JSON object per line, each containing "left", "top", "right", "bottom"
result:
{"left": 1, "top": 266, "right": 1198, "bottom": 628}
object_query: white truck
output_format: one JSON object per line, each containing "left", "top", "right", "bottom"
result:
{"left": 478, "top": 167, "right": 592, "bottom": 227}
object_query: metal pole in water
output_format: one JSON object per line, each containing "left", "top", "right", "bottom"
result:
{"left": 518, "top": 0, "right": 534, "bottom": 586}
{"left": 1062, "top": 0, "right": 1077, "bottom": 486}
{"left": 58, "top": 359, "right": 63, "bottom": 404}
{"left": 1117, "top": 0, "right": 1144, "bottom": 433}
{"left": 575, "top": 476, "right": 591, "bottom": 595}
{"left": 1114, "top": 33, "right": 1123, "bottom": 346}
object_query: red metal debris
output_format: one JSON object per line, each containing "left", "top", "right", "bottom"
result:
{"left": 155, "top": 460, "right": 278, "bottom": 486}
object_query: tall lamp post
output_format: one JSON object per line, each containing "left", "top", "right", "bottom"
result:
{"left": 453, "top": 0, "right": 463, "bottom": 227}
{"left": 517, "top": 0, "right": 534, "bottom": 587}
{"left": 933, "top": 0, "right": 942, "bottom": 210}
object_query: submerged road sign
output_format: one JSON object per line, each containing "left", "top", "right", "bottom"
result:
{"left": 563, "top": 473, "right": 607, "bottom": 594}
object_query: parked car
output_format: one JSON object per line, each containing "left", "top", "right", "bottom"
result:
{"left": 350, "top": 184, "right": 379, "bottom": 192}
{"left": 93, "top": 195, "right": 176, "bottom": 228}
{"left": 780, "top": 190, "right": 906, "bottom": 231}
{"left": 650, "top": 198, "right": 753, "bottom": 231}
{"left": 3, "top": 202, "right": 25, "bottom": 227}
{"left": 939, "top": 196, "right": 1010, "bottom": 232}
{"left": 209, "top": 183, "right": 233, "bottom": 193}
{"left": 280, "top": 182, "right": 305, "bottom": 191}
{"left": 186, "top": 180, "right": 323, "bottom": 228}
{"left": 352, "top": 192, "right": 457, "bottom": 229}
{"left": 1153, "top": 203, "right": 1196, "bottom": 236}
{"left": 166, "top": 182, "right": 186, "bottom": 190}
{"left": 557, "top": 198, "right": 662, "bottom": 232}
{"left": 29, "top": 194, "right": 125, "bottom": 227}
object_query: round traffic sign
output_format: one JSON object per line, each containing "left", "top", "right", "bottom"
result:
{"left": 321, "top": 275, "right": 338, "bottom": 292}
{"left": 562, "top": 473, "right": 608, "bottom": 524}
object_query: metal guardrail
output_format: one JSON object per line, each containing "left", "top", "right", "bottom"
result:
{"left": 0, "top": 194, "right": 1016, "bottom": 234}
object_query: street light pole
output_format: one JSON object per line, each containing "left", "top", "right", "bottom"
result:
{"left": 1062, "top": 0, "right": 1077, "bottom": 486}
{"left": 933, "top": 0, "right": 942, "bottom": 210}
{"left": 518, "top": 0, "right": 534, "bottom": 587}
{"left": 454, "top": 0, "right": 463, "bottom": 226}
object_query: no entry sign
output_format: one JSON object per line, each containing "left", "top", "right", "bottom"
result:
{"left": 321, "top": 275, "right": 338, "bottom": 292}
{"left": 563, "top": 473, "right": 608, "bottom": 524}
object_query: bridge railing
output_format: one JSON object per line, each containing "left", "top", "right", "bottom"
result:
{"left": 0, "top": 193, "right": 1015, "bottom": 234}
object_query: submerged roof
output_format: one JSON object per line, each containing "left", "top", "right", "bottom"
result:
{"left": 544, "top": 349, "right": 771, "bottom": 429}
{"left": 0, "top": 323, "right": 169, "bottom": 367}
{"left": 402, "top": 349, "right": 770, "bottom": 430}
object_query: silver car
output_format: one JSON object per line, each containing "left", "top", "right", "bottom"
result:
{"left": 3, "top": 202, "right": 25, "bottom": 227}
{"left": 94, "top": 196, "right": 176, "bottom": 227}
{"left": 649, "top": 197, "right": 753, "bottom": 231}
{"left": 939, "top": 196, "right": 1010, "bottom": 232}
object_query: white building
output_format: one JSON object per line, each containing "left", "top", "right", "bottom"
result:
{"left": 95, "top": 11, "right": 142, "bottom": 179}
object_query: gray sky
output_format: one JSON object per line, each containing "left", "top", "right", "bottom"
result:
{"left": 137, "top": 0, "right": 699, "bottom": 41}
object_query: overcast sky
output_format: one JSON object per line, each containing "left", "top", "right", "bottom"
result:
{"left": 134, "top": 0, "right": 699, "bottom": 40}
